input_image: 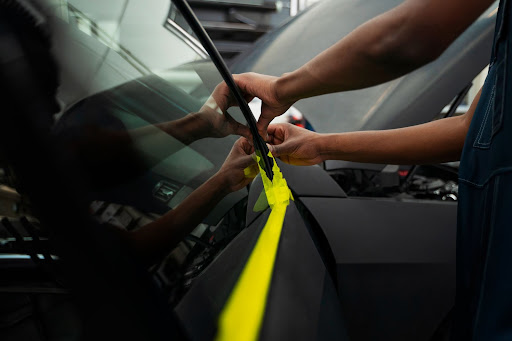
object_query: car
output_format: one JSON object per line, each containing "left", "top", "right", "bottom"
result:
{"left": 0, "top": 0, "right": 498, "bottom": 341}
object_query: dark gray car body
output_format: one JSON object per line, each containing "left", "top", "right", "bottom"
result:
{"left": 0, "top": 1, "right": 499, "bottom": 340}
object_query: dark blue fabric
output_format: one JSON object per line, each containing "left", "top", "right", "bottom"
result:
{"left": 455, "top": 0, "right": 512, "bottom": 339}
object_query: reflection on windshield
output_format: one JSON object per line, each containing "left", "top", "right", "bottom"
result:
{"left": 46, "top": 0, "right": 255, "bottom": 306}
{"left": 55, "top": 74, "right": 250, "bottom": 191}
{"left": 67, "top": 3, "right": 152, "bottom": 75}
{"left": 0, "top": 0, "right": 264, "bottom": 340}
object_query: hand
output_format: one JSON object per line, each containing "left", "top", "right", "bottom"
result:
{"left": 233, "top": 73, "right": 295, "bottom": 137}
{"left": 267, "top": 123, "right": 324, "bottom": 166}
{"left": 216, "top": 137, "right": 258, "bottom": 193}
{"left": 195, "top": 82, "right": 251, "bottom": 139}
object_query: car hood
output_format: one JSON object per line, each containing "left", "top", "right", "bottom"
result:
{"left": 232, "top": 0, "right": 498, "bottom": 133}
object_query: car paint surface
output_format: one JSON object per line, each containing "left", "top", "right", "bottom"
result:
{"left": 232, "top": 0, "right": 498, "bottom": 133}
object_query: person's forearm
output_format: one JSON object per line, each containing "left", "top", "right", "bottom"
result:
{"left": 317, "top": 87, "right": 481, "bottom": 165}
{"left": 275, "top": 0, "right": 492, "bottom": 103}
{"left": 317, "top": 115, "right": 469, "bottom": 165}
{"left": 124, "top": 114, "right": 213, "bottom": 169}
{"left": 132, "top": 113, "right": 210, "bottom": 146}
{"left": 124, "top": 173, "right": 229, "bottom": 265}
{"left": 276, "top": 12, "right": 426, "bottom": 103}
{"left": 112, "top": 137, "right": 254, "bottom": 266}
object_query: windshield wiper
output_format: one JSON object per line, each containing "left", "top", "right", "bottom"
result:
{"left": 172, "top": 0, "right": 274, "bottom": 181}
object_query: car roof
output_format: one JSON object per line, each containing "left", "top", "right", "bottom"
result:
{"left": 232, "top": 0, "right": 498, "bottom": 133}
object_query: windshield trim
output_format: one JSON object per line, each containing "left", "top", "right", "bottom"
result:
{"left": 164, "top": 18, "right": 209, "bottom": 59}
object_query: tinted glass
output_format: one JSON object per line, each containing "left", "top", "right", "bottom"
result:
{"left": 47, "top": 0, "right": 251, "bottom": 304}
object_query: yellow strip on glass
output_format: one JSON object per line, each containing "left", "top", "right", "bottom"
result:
{"left": 215, "top": 152, "right": 293, "bottom": 341}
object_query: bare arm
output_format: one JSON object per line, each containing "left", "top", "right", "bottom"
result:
{"left": 124, "top": 172, "right": 229, "bottom": 264}
{"left": 128, "top": 81, "right": 251, "bottom": 145}
{"left": 120, "top": 138, "right": 257, "bottom": 265}
{"left": 268, "top": 88, "right": 481, "bottom": 165}
{"left": 64, "top": 83, "right": 251, "bottom": 186}
{"left": 276, "top": 0, "right": 493, "bottom": 100}
{"left": 320, "top": 104, "right": 478, "bottom": 165}
{"left": 234, "top": 0, "right": 494, "bottom": 133}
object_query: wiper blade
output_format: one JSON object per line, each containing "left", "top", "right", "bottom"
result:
{"left": 172, "top": 0, "right": 274, "bottom": 180}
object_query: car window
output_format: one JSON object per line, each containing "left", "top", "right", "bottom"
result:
{"left": 48, "top": 0, "right": 251, "bottom": 304}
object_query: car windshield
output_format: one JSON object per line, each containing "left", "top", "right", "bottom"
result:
{"left": 47, "top": 0, "right": 252, "bottom": 304}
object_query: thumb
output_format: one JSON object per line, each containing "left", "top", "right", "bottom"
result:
{"left": 266, "top": 143, "right": 276, "bottom": 156}
{"left": 239, "top": 154, "right": 256, "bottom": 169}
{"left": 257, "top": 117, "right": 271, "bottom": 140}
{"left": 257, "top": 103, "right": 280, "bottom": 137}
{"left": 267, "top": 142, "right": 290, "bottom": 157}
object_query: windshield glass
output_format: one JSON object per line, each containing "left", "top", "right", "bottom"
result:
{"left": 46, "top": 0, "right": 252, "bottom": 305}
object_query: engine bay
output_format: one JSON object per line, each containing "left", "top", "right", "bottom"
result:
{"left": 328, "top": 163, "right": 459, "bottom": 202}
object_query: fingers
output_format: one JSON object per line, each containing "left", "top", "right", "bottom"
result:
{"left": 266, "top": 143, "right": 276, "bottom": 156}
{"left": 267, "top": 124, "right": 287, "bottom": 145}
{"left": 233, "top": 73, "right": 289, "bottom": 139}
{"left": 257, "top": 102, "right": 288, "bottom": 138}
{"left": 211, "top": 81, "right": 246, "bottom": 110}
{"left": 235, "top": 74, "right": 256, "bottom": 103}
{"left": 257, "top": 107, "right": 277, "bottom": 138}
{"left": 265, "top": 124, "right": 295, "bottom": 157}
{"left": 230, "top": 138, "right": 255, "bottom": 164}
{"left": 238, "top": 137, "right": 255, "bottom": 155}
{"left": 232, "top": 73, "right": 252, "bottom": 94}
{"left": 243, "top": 93, "right": 255, "bottom": 104}
{"left": 235, "top": 138, "right": 258, "bottom": 178}
{"left": 210, "top": 82, "right": 230, "bottom": 110}
{"left": 238, "top": 154, "right": 256, "bottom": 169}
{"left": 267, "top": 141, "right": 289, "bottom": 157}
{"left": 236, "top": 140, "right": 258, "bottom": 177}
{"left": 256, "top": 117, "right": 272, "bottom": 138}
{"left": 235, "top": 123, "right": 252, "bottom": 140}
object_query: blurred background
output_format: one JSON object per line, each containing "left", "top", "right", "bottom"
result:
{"left": 174, "top": 0, "right": 322, "bottom": 61}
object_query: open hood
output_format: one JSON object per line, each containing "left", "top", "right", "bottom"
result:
{"left": 232, "top": 0, "right": 498, "bottom": 133}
